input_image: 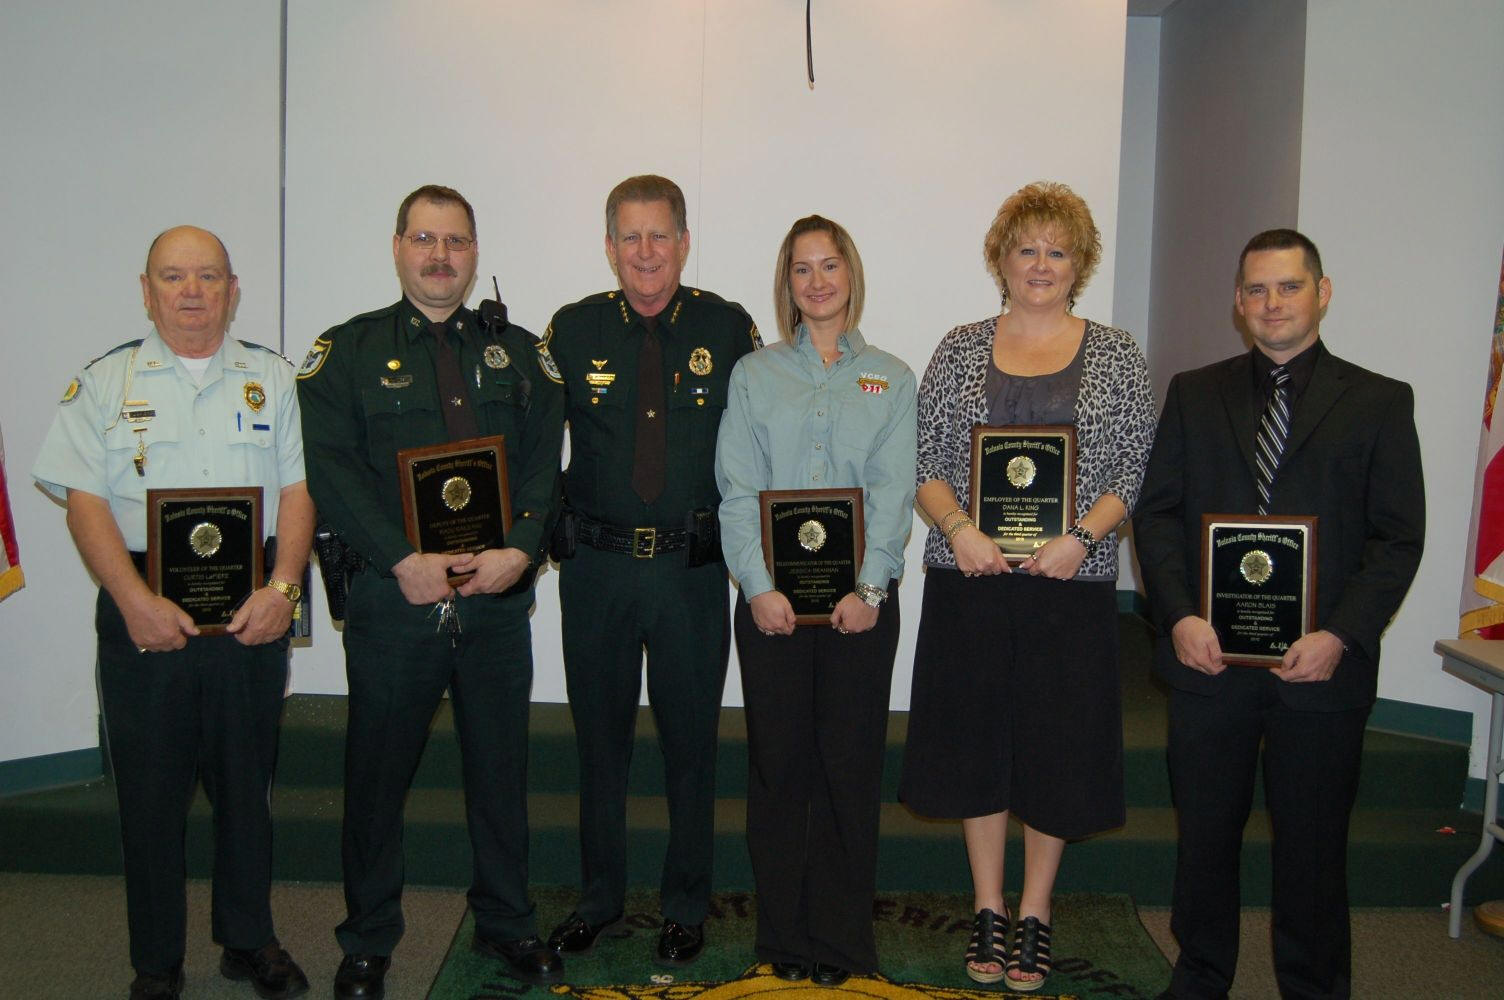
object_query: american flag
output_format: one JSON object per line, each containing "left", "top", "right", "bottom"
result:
{"left": 1460, "top": 248, "right": 1504, "bottom": 637}
{"left": 0, "top": 421, "right": 25, "bottom": 603}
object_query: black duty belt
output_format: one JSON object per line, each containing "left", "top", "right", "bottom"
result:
{"left": 577, "top": 516, "right": 687, "bottom": 558}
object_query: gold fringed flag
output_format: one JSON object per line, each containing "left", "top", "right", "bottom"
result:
{"left": 0, "top": 422, "right": 24, "bottom": 601}
{"left": 1460, "top": 249, "right": 1504, "bottom": 637}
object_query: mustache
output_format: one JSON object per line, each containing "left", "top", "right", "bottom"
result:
{"left": 422, "top": 263, "right": 458, "bottom": 277}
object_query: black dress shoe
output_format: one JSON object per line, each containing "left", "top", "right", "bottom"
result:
{"left": 220, "top": 939, "right": 310, "bottom": 999}
{"left": 547, "top": 911, "right": 628, "bottom": 954}
{"left": 655, "top": 920, "right": 705, "bottom": 967}
{"left": 473, "top": 933, "right": 565, "bottom": 985}
{"left": 811, "top": 962, "right": 850, "bottom": 987}
{"left": 334, "top": 954, "right": 390, "bottom": 999}
{"left": 771, "top": 962, "right": 810, "bottom": 981}
{"left": 129, "top": 966, "right": 183, "bottom": 1000}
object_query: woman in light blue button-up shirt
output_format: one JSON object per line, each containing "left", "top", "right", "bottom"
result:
{"left": 715, "top": 216, "right": 916, "bottom": 985}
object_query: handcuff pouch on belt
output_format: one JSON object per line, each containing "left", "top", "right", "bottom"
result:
{"left": 312, "top": 522, "right": 364, "bottom": 622}
{"left": 682, "top": 507, "right": 722, "bottom": 568}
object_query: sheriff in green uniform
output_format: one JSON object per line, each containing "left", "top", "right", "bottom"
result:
{"left": 296, "top": 186, "right": 565, "bottom": 999}
{"left": 543, "top": 175, "right": 760, "bottom": 967}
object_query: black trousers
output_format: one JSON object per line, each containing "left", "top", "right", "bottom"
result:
{"left": 734, "top": 584, "right": 899, "bottom": 973}
{"left": 1166, "top": 671, "right": 1369, "bottom": 1000}
{"left": 558, "top": 542, "right": 731, "bottom": 925}
{"left": 336, "top": 573, "right": 537, "bottom": 955}
{"left": 96, "top": 587, "right": 288, "bottom": 976}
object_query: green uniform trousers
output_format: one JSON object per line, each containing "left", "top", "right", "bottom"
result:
{"left": 97, "top": 586, "right": 287, "bottom": 976}
{"left": 558, "top": 542, "right": 730, "bottom": 925}
{"left": 337, "top": 571, "right": 536, "bottom": 955}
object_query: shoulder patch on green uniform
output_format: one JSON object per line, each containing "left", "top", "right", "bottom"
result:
{"left": 297, "top": 337, "right": 333, "bottom": 380}
{"left": 59, "top": 377, "right": 82, "bottom": 405}
{"left": 748, "top": 322, "right": 764, "bottom": 350}
{"left": 84, "top": 339, "right": 143, "bottom": 370}
{"left": 536, "top": 343, "right": 563, "bottom": 384}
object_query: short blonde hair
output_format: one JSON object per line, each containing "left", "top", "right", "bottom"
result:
{"left": 772, "top": 215, "right": 866, "bottom": 342}
{"left": 982, "top": 181, "right": 1100, "bottom": 308}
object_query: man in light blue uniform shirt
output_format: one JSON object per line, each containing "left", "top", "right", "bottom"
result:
{"left": 33, "top": 226, "right": 313, "bottom": 1000}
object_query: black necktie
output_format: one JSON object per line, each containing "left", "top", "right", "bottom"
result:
{"left": 430, "top": 321, "right": 478, "bottom": 442}
{"left": 1255, "top": 365, "right": 1291, "bottom": 514}
{"left": 631, "top": 324, "right": 666, "bottom": 504}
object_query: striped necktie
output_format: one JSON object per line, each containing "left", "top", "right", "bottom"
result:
{"left": 1255, "top": 364, "right": 1291, "bottom": 515}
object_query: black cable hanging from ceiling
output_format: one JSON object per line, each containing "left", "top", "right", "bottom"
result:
{"left": 806, "top": 0, "right": 815, "bottom": 89}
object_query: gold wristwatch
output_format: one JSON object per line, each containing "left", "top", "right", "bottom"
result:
{"left": 267, "top": 579, "right": 302, "bottom": 604}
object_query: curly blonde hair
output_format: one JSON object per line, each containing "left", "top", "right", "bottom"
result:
{"left": 982, "top": 181, "right": 1100, "bottom": 308}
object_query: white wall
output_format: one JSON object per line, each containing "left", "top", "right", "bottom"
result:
{"left": 278, "top": 0, "right": 1129, "bottom": 707}
{"left": 0, "top": 3, "right": 282, "bottom": 765}
{"left": 1, "top": 1, "right": 1128, "bottom": 763}
{"left": 1297, "top": 0, "right": 1504, "bottom": 779}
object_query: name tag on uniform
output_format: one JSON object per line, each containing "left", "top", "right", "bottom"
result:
{"left": 122, "top": 400, "right": 155, "bottom": 423}
{"left": 381, "top": 375, "right": 413, "bottom": 389}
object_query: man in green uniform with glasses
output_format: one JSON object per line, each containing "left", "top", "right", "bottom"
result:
{"left": 297, "top": 185, "right": 565, "bottom": 999}
{"left": 542, "top": 175, "right": 761, "bottom": 967}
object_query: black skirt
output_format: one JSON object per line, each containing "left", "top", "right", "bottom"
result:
{"left": 899, "top": 566, "right": 1126, "bottom": 839}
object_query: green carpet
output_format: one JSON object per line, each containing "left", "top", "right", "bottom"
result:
{"left": 428, "top": 888, "right": 1170, "bottom": 999}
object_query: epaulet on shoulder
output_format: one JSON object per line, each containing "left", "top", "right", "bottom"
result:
{"left": 682, "top": 286, "right": 731, "bottom": 308}
{"left": 326, "top": 302, "right": 401, "bottom": 338}
{"left": 238, "top": 340, "right": 293, "bottom": 365}
{"left": 556, "top": 290, "right": 618, "bottom": 316}
{"left": 84, "top": 339, "right": 143, "bottom": 370}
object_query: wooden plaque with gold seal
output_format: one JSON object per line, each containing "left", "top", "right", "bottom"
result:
{"left": 145, "top": 486, "right": 264, "bottom": 634}
{"left": 397, "top": 436, "right": 512, "bottom": 585}
{"left": 1200, "top": 513, "right": 1318, "bottom": 667}
{"left": 968, "top": 424, "right": 1077, "bottom": 564}
{"left": 758, "top": 487, "right": 864, "bottom": 625}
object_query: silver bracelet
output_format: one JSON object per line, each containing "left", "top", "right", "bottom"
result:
{"left": 855, "top": 582, "right": 887, "bottom": 607}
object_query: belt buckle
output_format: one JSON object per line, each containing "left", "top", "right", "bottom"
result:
{"left": 633, "top": 526, "right": 657, "bottom": 558}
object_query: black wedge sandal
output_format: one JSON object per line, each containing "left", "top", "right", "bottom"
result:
{"left": 964, "top": 907, "right": 1010, "bottom": 984}
{"left": 1004, "top": 915, "right": 1052, "bottom": 993}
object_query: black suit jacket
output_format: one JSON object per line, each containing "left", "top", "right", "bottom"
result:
{"left": 1133, "top": 343, "right": 1425, "bottom": 711}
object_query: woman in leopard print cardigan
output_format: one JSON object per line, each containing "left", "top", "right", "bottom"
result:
{"left": 898, "top": 182, "right": 1156, "bottom": 992}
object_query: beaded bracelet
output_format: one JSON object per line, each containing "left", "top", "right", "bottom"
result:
{"left": 943, "top": 514, "right": 975, "bottom": 542}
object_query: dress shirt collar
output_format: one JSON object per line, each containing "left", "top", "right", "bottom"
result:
{"left": 398, "top": 297, "right": 471, "bottom": 342}
{"left": 614, "top": 286, "right": 687, "bottom": 333}
{"left": 1251, "top": 338, "right": 1323, "bottom": 403}
{"left": 793, "top": 323, "right": 867, "bottom": 364}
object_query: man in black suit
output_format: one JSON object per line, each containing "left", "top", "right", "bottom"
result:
{"left": 1134, "top": 229, "right": 1424, "bottom": 999}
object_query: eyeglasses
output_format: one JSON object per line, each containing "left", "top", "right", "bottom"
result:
{"left": 404, "top": 232, "right": 475, "bottom": 252}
